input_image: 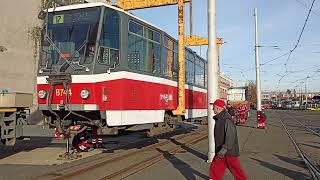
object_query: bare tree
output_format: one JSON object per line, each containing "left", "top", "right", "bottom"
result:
{"left": 247, "top": 80, "right": 257, "bottom": 106}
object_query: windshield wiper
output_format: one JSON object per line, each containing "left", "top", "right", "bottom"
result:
{"left": 60, "top": 25, "right": 91, "bottom": 72}
{"left": 45, "top": 34, "right": 78, "bottom": 71}
{"left": 79, "top": 25, "right": 91, "bottom": 65}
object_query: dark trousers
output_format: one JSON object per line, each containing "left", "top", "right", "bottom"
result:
{"left": 210, "top": 156, "right": 247, "bottom": 180}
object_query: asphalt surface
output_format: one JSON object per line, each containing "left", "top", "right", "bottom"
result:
{"left": 0, "top": 110, "right": 319, "bottom": 180}
{"left": 126, "top": 110, "right": 319, "bottom": 180}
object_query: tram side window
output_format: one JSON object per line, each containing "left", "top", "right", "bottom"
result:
{"left": 128, "top": 21, "right": 161, "bottom": 74}
{"left": 98, "top": 9, "right": 120, "bottom": 66}
{"left": 145, "top": 28, "right": 161, "bottom": 75}
{"left": 128, "top": 33, "right": 146, "bottom": 71}
{"left": 185, "top": 50, "right": 195, "bottom": 84}
{"left": 162, "top": 36, "right": 175, "bottom": 79}
{"left": 147, "top": 42, "right": 161, "bottom": 75}
{"left": 129, "top": 21, "right": 143, "bottom": 36}
{"left": 195, "top": 57, "right": 205, "bottom": 87}
{"left": 173, "top": 53, "right": 178, "bottom": 81}
{"left": 204, "top": 62, "right": 208, "bottom": 88}
{"left": 173, "top": 43, "right": 178, "bottom": 81}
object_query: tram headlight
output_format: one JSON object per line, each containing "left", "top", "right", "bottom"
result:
{"left": 38, "top": 90, "right": 47, "bottom": 99}
{"left": 80, "top": 89, "right": 90, "bottom": 99}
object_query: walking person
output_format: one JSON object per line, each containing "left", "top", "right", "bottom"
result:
{"left": 209, "top": 99, "right": 247, "bottom": 180}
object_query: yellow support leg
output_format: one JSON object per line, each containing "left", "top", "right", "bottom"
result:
{"left": 173, "top": 0, "right": 185, "bottom": 116}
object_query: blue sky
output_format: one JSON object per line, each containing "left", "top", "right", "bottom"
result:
{"left": 118, "top": 0, "right": 320, "bottom": 92}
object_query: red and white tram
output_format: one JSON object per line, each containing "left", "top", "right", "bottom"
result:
{"left": 37, "top": 2, "right": 208, "bottom": 134}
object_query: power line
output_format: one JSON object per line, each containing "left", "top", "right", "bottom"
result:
{"left": 223, "top": 1, "right": 318, "bottom": 85}
{"left": 272, "top": 0, "right": 317, "bottom": 89}
{"left": 289, "top": 70, "right": 320, "bottom": 89}
{"left": 277, "top": 65, "right": 320, "bottom": 89}
{"left": 293, "top": 0, "right": 320, "bottom": 16}
{"left": 260, "top": 52, "right": 291, "bottom": 66}
{"left": 285, "top": 0, "right": 316, "bottom": 69}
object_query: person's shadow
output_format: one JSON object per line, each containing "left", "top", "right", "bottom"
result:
{"left": 156, "top": 148, "right": 209, "bottom": 180}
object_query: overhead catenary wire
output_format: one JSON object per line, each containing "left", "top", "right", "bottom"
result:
{"left": 271, "top": 0, "right": 317, "bottom": 89}
{"left": 284, "top": 0, "right": 316, "bottom": 70}
{"left": 257, "top": 0, "right": 316, "bottom": 68}
{"left": 220, "top": 1, "right": 319, "bottom": 91}
{"left": 293, "top": 0, "right": 320, "bottom": 16}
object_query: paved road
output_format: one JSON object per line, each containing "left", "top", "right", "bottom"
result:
{"left": 0, "top": 110, "right": 319, "bottom": 180}
{"left": 278, "top": 110, "right": 320, "bottom": 173}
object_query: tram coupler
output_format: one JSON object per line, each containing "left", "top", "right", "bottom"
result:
{"left": 257, "top": 110, "right": 267, "bottom": 129}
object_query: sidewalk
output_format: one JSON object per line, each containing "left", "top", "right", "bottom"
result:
{"left": 126, "top": 110, "right": 311, "bottom": 180}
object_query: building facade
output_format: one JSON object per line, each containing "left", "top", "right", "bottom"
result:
{"left": 227, "top": 87, "right": 247, "bottom": 102}
{"left": 220, "top": 74, "right": 234, "bottom": 101}
{"left": 0, "top": 0, "right": 41, "bottom": 95}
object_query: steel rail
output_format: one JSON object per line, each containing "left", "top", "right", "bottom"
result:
{"left": 100, "top": 133, "right": 208, "bottom": 179}
{"left": 284, "top": 114, "right": 320, "bottom": 137}
{"left": 279, "top": 118, "right": 320, "bottom": 180}
{"left": 33, "top": 126, "right": 205, "bottom": 180}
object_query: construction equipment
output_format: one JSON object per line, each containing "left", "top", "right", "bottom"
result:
{"left": 0, "top": 90, "right": 55, "bottom": 146}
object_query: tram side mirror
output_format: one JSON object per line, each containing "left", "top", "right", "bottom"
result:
{"left": 42, "top": 38, "right": 50, "bottom": 47}
{"left": 38, "top": 10, "right": 46, "bottom": 20}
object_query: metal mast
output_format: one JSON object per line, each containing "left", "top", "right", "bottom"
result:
{"left": 207, "top": 0, "right": 218, "bottom": 163}
{"left": 254, "top": 8, "right": 262, "bottom": 113}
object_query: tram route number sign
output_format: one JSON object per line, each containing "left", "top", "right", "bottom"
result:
{"left": 53, "top": 14, "right": 64, "bottom": 24}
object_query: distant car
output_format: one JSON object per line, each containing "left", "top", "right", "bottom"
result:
{"left": 262, "top": 104, "right": 272, "bottom": 109}
{"left": 284, "top": 104, "right": 292, "bottom": 109}
{"left": 292, "top": 101, "right": 300, "bottom": 109}
{"left": 271, "top": 104, "right": 278, "bottom": 109}
{"left": 312, "top": 96, "right": 320, "bottom": 104}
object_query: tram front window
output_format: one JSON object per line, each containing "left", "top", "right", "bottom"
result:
{"left": 40, "top": 7, "right": 101, "bottom": 72}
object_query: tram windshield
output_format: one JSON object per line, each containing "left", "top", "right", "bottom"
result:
{"left": 39, "top": 7, "right": 101, "bottom": 72}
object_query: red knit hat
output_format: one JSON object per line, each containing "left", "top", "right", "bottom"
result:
{"left": 210, "top": 99, "right": 225, "bottom": 108}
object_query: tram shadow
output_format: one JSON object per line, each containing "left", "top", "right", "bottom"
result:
{"left": 236, "top": 124, "right": 257, "bottom": 129}
{"left": 156, "top": 148, "right": 209, "bottom": 180}
{"left": 251, "top": 157, "right": 310, "bottom": 179}
{"left": 273, "top": 154, "right": 306, "bottom": 169}
{"left": 300, "top": 143, "right": 320, "bottom": 149}
{"left": 102, "top": 125, "right": 198, "bottom": 154}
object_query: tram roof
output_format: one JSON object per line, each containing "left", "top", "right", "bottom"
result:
{"left": 47, "top": 3, "right": 165, "bottom": 35}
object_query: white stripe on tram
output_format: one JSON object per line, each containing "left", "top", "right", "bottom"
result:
{"left": 37, "top": 71, "right": 207, "bottom": 93}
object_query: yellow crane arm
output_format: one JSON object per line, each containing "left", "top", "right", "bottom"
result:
{"left": 115, "top": 0, "right": 190, "bottom": 10}
{"left": 185, "top": 36, "right": 224, "bottom": 46}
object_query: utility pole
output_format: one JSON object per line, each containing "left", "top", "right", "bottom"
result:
{"left": 305, "top": 83, "right": 307, "bottom": 110}
{"left": 300, "top": 86, "right": 302, "bottom": 107}
{"left": 207, "top": 0, "right": 219, "bottom": 163}
{"left": 254, "top": 8, "right": 262, "bottom": 115}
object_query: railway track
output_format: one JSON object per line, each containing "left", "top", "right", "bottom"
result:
{"left": 33, "top": 125, "right": 207, "bottom": 180}
{"left": 285, "top": 114, "right": 320, "bottom": 137}
{"left": 279, "top": 115, "right": 320, "bottom": 179}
